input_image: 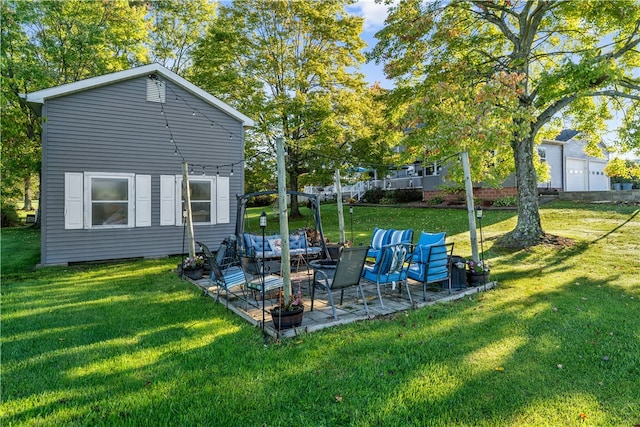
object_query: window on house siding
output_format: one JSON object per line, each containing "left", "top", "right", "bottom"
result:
{"left": 538, "top": 147, "right": 547, "bottom": 163}
{"left": 91, "top": 177, "right": 130, "bottom": 226}
{"left": 64, "top": 172, "right": 151, "bottom": 229}
{"left": 182, "top": 178, "right": 215, "bottom": 224}
{"left": 160, "top": 175, "right": 229, "bottom": 226}
{"left": 187, "top": 179, "right": 212, "bottom": 223}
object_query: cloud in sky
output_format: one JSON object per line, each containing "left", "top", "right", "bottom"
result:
{"left": 348, "top": 0, "right": 393, "bottom": 31}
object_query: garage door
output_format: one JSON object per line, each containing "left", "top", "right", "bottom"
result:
{"left": 566, "top": 158, "right": 587, "bottom": 191}
{"left": 588, "top": 161, "right": 609, "bottom": 191}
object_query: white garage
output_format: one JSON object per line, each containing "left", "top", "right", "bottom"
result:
{"left": 565, "top": 157, "right": 609, "bottom": 191}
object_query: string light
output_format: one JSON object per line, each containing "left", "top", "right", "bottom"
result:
{"left": 164, "top": 83, "right": 239, "bottom": 141}
{"left": 150, "top": 75, "right": 258, "bottom": 166}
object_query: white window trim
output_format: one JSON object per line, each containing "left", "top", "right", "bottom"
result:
{"left": 174, "top": 175, "right": 217, "bottom": 226}
{"left": 84, "top": 172, "right": 135, "bottom": 229}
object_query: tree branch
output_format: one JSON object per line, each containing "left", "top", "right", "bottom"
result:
{"left": 588, "top": 90, "right": 640, "bottom": 102}
{"left": 471, "top": 2, "right": 519, "bottom": 47}
{"left": 534, "top": 93, "right": 577, "bottom": 134}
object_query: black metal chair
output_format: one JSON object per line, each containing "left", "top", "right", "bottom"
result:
{"left": 310, "top": 246, "right": 370, "bottom": 320}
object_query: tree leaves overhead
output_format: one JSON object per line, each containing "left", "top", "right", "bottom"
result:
{"left": 371, "top": 0, "right": 640, "bottom": 246}
{"left": 191, "top": 0, "right": 389, "bottom": 215}
{"left": 146, "top": 0, "right": 216, "bottom": 75}
{"left": 1, "top": 0, "right": 149, "bottom": 205}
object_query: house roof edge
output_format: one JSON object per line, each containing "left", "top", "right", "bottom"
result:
{"left": 23, "top": 63, "right": 255, "bottom": 127}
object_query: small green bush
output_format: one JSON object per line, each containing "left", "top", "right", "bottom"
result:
{"left": 246, "top": 194, "right": 277, "bottom": 207}
{"left": 393, "top": 188, "right": 423, "bottom": 203}
{"left": 363, "top": 187, "right": 386, "bottom": 204}
{"left": 380, "top": 196, "right": 395, "bottom": 205}
{"left": 427, "top": 196, "right": 444, "bottom": 205}
{"left": 1, "top": 203, "right": 20, "bottom": 227}
{"left": 493, "top": 196, "right": 518, "bottom": 207}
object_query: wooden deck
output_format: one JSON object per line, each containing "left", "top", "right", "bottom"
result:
{"left": 187, "top": 267, "right": 496, "bottom": 339}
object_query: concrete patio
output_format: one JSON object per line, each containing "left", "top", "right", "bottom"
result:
{"left": 187, "top": 267, "right": 496, "bottom": 339}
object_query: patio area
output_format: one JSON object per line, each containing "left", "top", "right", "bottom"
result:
{"left": 187, "top": 265, "right": 497, "bottom": 339}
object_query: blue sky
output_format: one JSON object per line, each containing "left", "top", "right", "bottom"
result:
{"left": 346, "top": 0, "right": 394, "bottom": 88}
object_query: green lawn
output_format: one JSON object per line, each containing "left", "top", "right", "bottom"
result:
{"left": 2, "top": 201, "right": 639, "bottom": 426}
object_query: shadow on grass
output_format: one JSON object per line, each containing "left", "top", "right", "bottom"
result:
{"left": 2, "top": 204, "right": 639, "bottom": 425}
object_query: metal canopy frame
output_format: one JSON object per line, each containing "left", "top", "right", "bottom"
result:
{"left": 235, "top": 190, "right": 329, "bottom": 259}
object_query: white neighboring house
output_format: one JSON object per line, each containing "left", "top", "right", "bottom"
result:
{"left": 538, "top": 129, "right": 610, "bottom": 192}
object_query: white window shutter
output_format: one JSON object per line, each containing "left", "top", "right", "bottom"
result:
{"left": 175, "top": 176, "right": 183, "bottom": 227}
{"left": 135, "top": 175, "right": 152, "bottom": 227}
{"left": 160, "top": 175, "right": 176, "bottom": 226}
{"left": 216, "top": 176, "right": 230, "bottom": 224}
{"left": 64, "top": 173, "right": 84, "bottom": 229}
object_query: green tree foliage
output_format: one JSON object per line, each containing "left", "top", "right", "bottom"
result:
{"left": 1, "top": 0, "right": 149, "bottom": 207}
{"left": 191, "top": 0, "right": 390, "bottom": 217}
{"left": 146, "top": 0, "right": 216, "bottom": 75}
{"left": 371, "top": 0, "right": 640, "bottom": 247}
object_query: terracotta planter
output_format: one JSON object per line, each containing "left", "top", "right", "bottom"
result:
{"left": 467, "top": 270, "right": 490, "bottom": 286}
{"left": 270, "top": 306, "right": 304, "bottom": 330}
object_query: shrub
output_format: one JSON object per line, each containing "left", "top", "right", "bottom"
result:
{"left": 393, "top": 188, "right": 423, "bottom": 203}
{"left": 363, "top": 187, "right": 386, "bottom": 204}
{"left": 493, "top": 196, "right": 518, "bottom": 207}
{"left": 427, "top": 196, "right": 444, "bottom": 205}
{"left": 380, "top": 196, "right": 395, "bottom": 205}
{"left": 1, "top": 203, "right": 20, "bottom": 227}
{"left": 246, "top": 194, "right": 277, "bottom": 207}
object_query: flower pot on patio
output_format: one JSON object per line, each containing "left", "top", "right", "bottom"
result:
{"left": 269, "top": 306, "right": 304, "bottom": 330}
{"left": 621, "top": 183, "right": 633, "bottom": 190}
{"left": 612, "top": 183, "right": 622, "bottom": 190}
{"left": 182, "top": 267, "right": 204, "bottom": 280}
{"left": 467, "top": 271, "right": 490, "bottom": 286}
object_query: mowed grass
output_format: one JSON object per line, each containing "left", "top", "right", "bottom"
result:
{"left": 1, "top": 201, "right": 639, "bottom": 426}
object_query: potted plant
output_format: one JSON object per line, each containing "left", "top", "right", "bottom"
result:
{"left": 181, "top": 255, "right": 205, "bottom": 280}
{"left": 466, "top": 259, "right": 490, "bottom": 285}
{"left": 270, "top": 288, "right": 304, "bottom": 330}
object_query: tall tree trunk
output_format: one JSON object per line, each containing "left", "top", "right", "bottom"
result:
{"left": 507, "top": 135, "right": 544, "bottom": 246}
{"left": 23, "top": 175, "right": 33, "bottom": 210}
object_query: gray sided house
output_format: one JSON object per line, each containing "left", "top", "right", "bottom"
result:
{"left": 25, "top": 64, "right": 254, "bottom": 266}
{"left": 537, "top": 129, "right": 610, "bottom": 192}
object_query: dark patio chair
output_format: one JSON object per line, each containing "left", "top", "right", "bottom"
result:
{"left": 197, "top": 241, "right": 246, "bottom": 307}
{"left": 407, "top": 242, "right": 455, "bottom": 298}
{"left": 310, "top": 246, "right": 370, "bottom": 320}
{"left": 362, "top": 242, "right": 413, "bottom": 309}
{"left": 214, "top": 235, "right": 238, "bottom": 270}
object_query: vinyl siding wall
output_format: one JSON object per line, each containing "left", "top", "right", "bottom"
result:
{"left": 41, "top": 76, "right": 245, "bottom": 265}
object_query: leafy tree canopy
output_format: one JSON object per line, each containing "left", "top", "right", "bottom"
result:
{"left": 371, "top": 0, "right": 640, "bottom": 246}
{"left": 191, "top": 0, "right": 394, "bottom": 216}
